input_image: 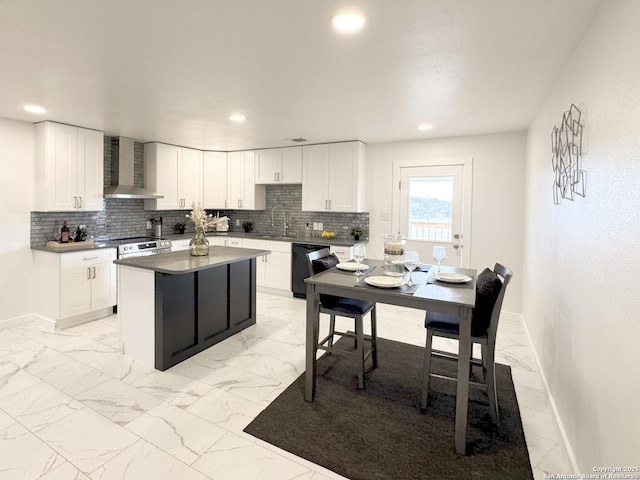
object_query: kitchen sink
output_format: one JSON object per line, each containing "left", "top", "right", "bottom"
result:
{"left": 256, "top": 234, "right": 298, "bottom": 239}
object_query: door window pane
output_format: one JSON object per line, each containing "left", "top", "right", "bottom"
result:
{"left": 408, "top": 176, "right": 453, "bottom": 241}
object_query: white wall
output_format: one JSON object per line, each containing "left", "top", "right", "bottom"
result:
{"left": 367, "top": 131, "right": 526, "bottom": 313}
{"left": 0, "top": 118, "right": 34, "bottom": 325}
{"left": 524, "top": 0, "right": 640, "bottom": 470}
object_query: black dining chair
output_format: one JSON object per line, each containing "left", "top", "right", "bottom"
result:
{"left": 306, "top": 248, "right": 377, "bottom": 389}
{"left": 421, "top": 263, "right": 513, "bottom": 425}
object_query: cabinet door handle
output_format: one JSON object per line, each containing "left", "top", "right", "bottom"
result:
{"left": 274, "top": 172, "right": 277, "bottom": 182}
{"left": 73, "top": 197, "right": 77, "bottom": 209}
{"left": 87, "top": 267, "right": 91, "bottom": 280}
{"left": 83, "top": 256, "right": 98, "bottom": 261}
{"left": 92, "top": 266, "right": 96, "bottom": 279}
{"left": 78, "top": 196, "right": 83, "bottom": 209}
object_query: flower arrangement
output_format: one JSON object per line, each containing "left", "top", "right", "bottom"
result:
{"left": 185, "top": 202, "right": 226, "bottom": 233}
{"left": 242, "top": 221, "right": 253, "bottom": 233}
{"left": 174, "top": 223, "right": 186, "bottom": 234}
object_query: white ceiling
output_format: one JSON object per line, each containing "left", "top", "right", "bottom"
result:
{"left": 0, "top": 0, "right": 602, "bottom": 151}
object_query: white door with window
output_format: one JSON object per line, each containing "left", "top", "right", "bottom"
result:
{"left": 393, "top": 160, "right": 472, "bottom": 267}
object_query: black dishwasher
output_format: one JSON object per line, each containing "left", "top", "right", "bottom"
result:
{"left": 291, "top": 243, "right": 327, "bottom": 298}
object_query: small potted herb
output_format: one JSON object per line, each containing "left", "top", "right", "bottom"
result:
{"left": 350, "top": 227, "right": 364, "bottom": 240}
{"left": 174, "top": 222, "right": 186, "bottom": 234}
{"left": 242, "top": 221, "right": 254, "bottom": 233}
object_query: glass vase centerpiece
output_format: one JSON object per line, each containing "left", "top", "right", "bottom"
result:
{"left": 382, "top": 234, "right": 406, "bottom": 276}
{"left": 185, "top": 202, "right": 228, "bottom": 256}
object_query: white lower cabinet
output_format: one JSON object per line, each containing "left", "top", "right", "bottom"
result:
{"left": 34, "top": 248, "right": 117, "bottom": 328}
{"left": 171, "top": 238, "right": 191, "bottom": 251}
{"left": 243, "top": 239, "right": 291, "bottom": 291}
{"left": 174, "top": 236, "right": 243, "bottom": 250}
{"left": 207, "top": 236, "right": 243, "bottom": 247}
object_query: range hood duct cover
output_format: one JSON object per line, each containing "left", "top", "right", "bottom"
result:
{"left": 103, "top": 137, "right": 163, "bottom": 199}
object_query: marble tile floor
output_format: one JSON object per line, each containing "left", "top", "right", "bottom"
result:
{"left": 0, "top": 292, "right": 571, "bottom": 480}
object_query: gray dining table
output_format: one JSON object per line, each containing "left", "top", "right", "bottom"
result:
{"left": 304, "top": 260, "right": 477, "bottom": 455}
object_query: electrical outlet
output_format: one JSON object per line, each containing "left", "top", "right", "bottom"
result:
{"left": 236, "top": 219, "right": 240, "bottom": 226}
{"left": 146, "top": 220, "right": 152, "bottom": 229}
{"left": 318, "top": 222, "right": 323, "bottom": 231}
{"left": 380, "top": 212, "right": 391, "bottom": 221}
{"left": 313, "top": 222, "right": 318, "bottom": 230}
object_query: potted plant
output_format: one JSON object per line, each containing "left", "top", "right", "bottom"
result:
{"left": 350, "top": 227, "right": 364, "bottom": 240}
{"left": 242, "top": 221, "right": 254, "bottom": 233}
{"left": 174, "top": 222, "right": 186, "bottom": 234}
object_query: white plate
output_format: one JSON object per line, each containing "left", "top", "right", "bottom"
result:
{"left": 364, "top": 276, "right": 405, "bottom": 288}
{"left": 432, "top": 272, "right": 472, "bottom": 283}
{"left": 336, "top": 262, "right": 369, "bottom": 272}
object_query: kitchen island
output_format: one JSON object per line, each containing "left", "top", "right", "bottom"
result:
{"left": 114, "top": 246, "right": 269, "bottom": 370}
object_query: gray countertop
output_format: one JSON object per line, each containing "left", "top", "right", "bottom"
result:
{"left": 31, "top": 231, "right": 366, "bottom": 254}
{"left": 113, "top": 246, "right": 270, "bottom": 274}
{"left": 169, "top": 231, "right": 366, "bottom": 247}
{"left": 31, "top": 242, "right": 117, "bottom": 253}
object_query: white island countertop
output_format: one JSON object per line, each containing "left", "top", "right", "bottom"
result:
{"left": 113, "top": 246, "right": 270, "bottom": 274}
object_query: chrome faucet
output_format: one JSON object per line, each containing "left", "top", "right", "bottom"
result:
{"left": 271, "top": 205, "right": 288, "bottom": 236}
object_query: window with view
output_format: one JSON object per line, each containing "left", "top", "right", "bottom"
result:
{"left": 408, "top": 176, "right": 453, "bottom": 241}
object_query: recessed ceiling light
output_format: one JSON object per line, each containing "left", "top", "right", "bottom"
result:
{"left": 417, "top": 123, "right": 433, "bottom": 131}
{"left": 229, "top": 114, "right": 246, "bottom": 122}
{"left": 24, "top": 104, "right": 46, "bottom": 114}
{"left": 332, "top": 13, "right": 365, "bottom": 33}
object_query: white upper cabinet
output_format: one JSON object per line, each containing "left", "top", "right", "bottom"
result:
{"left": 34, "top": 121, "right": 104, "bottom": 212}
{"left": 203, "top": 151, "right": 228, "bottom": 209}
{"left": 144, "top": 143, "right": 203, "bottom": 210}
{"left": 255, "top": 146, "right": 302, "bottom": 184}
{"left": 302, "top": 141, "right": 366, "bottom": 212}
{"left": 227, "top": 151, "right": 265, "bottom": 210}
{"left": 180, "top": 147, "right": 203, "bottom": 209}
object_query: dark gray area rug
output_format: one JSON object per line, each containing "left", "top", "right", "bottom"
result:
{"left": 244, "top": 336, "right": 533, "bottom": 480}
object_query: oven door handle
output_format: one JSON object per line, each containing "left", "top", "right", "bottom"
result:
{"left": 120, "top": 250, "right": 163, "bottom": 258}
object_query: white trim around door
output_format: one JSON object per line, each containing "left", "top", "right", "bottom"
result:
{"left": 391, "top": 157, "right": 473, "bottom": 267}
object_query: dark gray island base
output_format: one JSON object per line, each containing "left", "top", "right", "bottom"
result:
{"left": 115, "top": 246, "right": 269, "bottom": 370}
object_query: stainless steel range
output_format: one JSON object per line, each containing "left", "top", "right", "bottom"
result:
{"left": 112, "top": 236, "right": 172, "bottom": 258}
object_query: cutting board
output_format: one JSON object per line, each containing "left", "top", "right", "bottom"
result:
{"left": 46, "top": 239, "right": 95, "bottom": 250}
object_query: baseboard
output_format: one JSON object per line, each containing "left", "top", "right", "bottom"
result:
{"left": 518, "top": 313, "right": 579, "bottom": 474}
{"left": 0, "top": 313, "right": 37, "bottom": 330}
{"left": 0, "top": 313, "right": 57, "bottom": 331}
{"left": 257, "top": 286, "right": 294, "bottom": 298}
{"left": 30, "top": 314, "right": 57, "bottom": 331}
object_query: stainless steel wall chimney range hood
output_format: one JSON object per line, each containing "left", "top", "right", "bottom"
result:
{"left": 103, "top": 137, "right": 163, "bottom": 199}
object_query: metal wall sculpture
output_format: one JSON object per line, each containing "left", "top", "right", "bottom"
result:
{"left": 551, "top": 104, "right": 586, "bottom": 204}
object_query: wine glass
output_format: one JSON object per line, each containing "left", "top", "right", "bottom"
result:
{"left": 353, "top": 244, "right": 366, "bottom": 276}
{"left": 432, "top": 246, "right": 446, "bottom": 273}
{"left": 404, "top": 251, "right": 419, "bottom": 286}
{"left": 69, "top": 228, "right": 77, "bottom": 243}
